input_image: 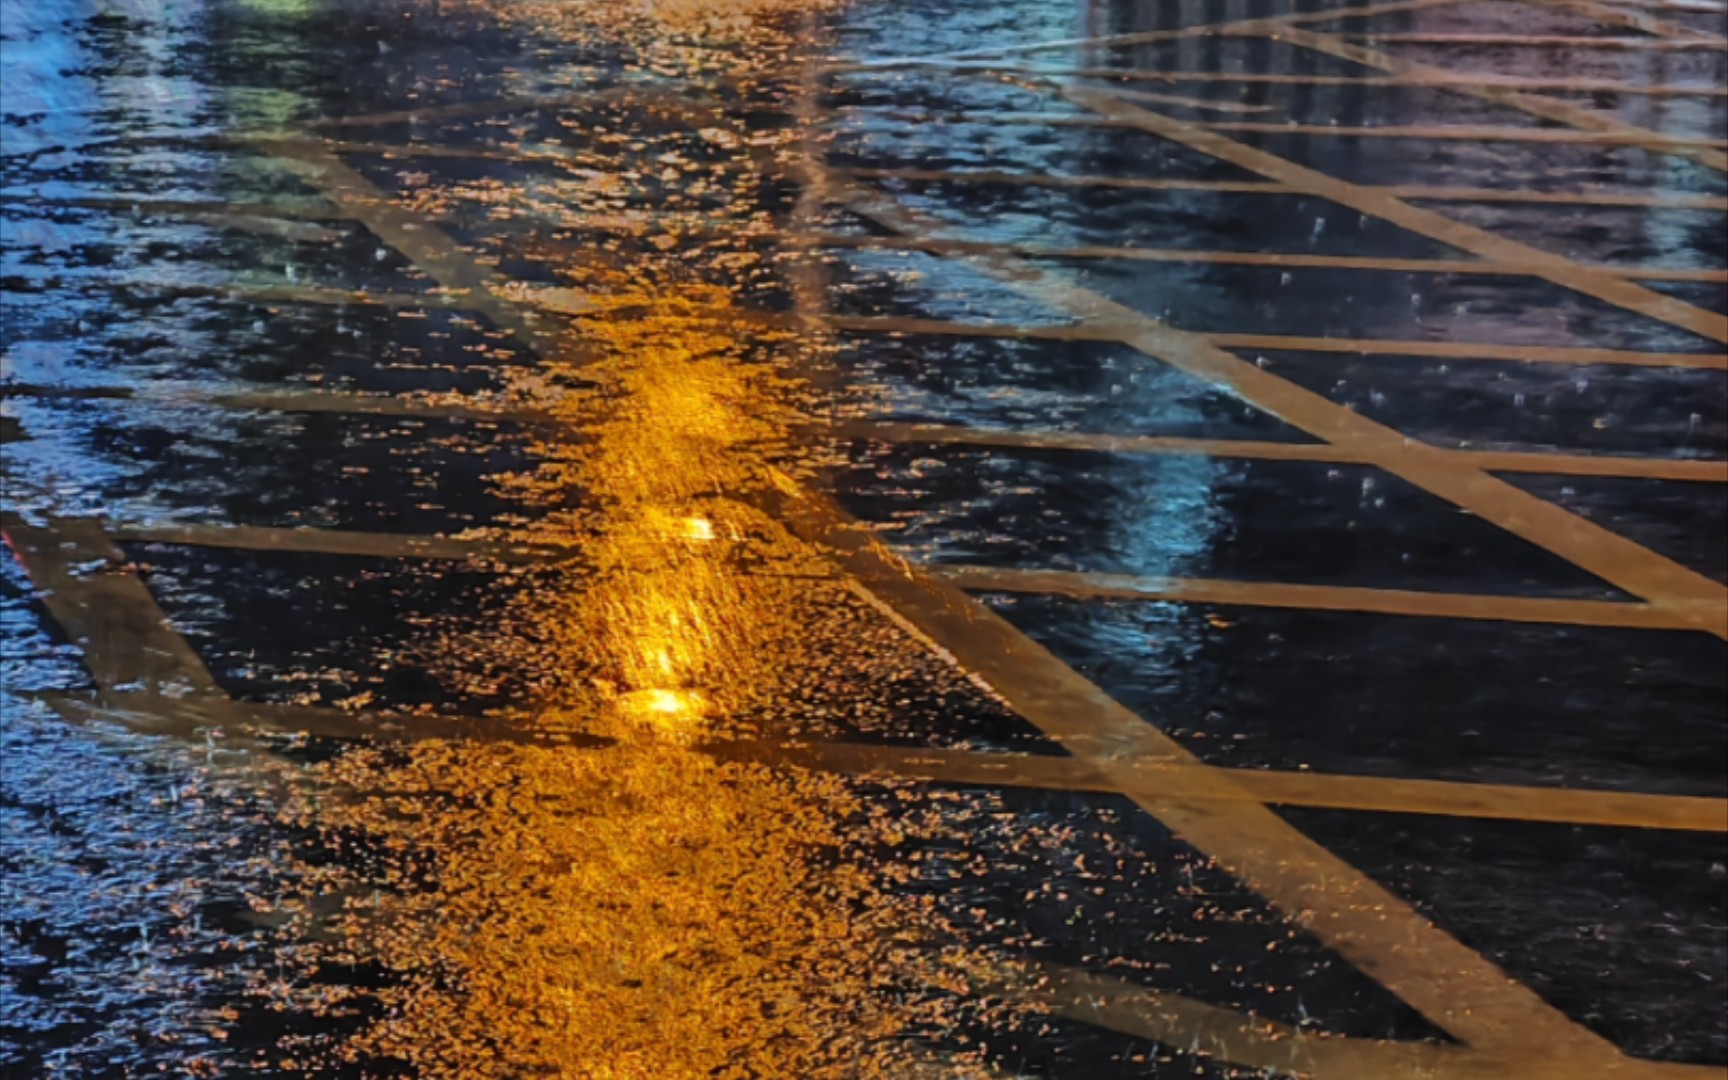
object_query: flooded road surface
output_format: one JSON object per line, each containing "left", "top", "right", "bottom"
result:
{"left": 3, "top": 0, "right": 1726, "bottom": 1076}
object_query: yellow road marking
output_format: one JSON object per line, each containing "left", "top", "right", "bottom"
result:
{"left": 841, "top": 107, "right": 1728, "bottom": 151}
{"left": 1331, "top": 31, "right": 1728, "bottom": 46}
{"left": 938, "top": 564, "right": 1723, "bottom": 631}
{"left": 966, "top": 961, "right": 1722, "bottom": 1079}
{"left": 111, "top": 521, "right": 578, "bottom": 564}
{"left": 971, "top": 960, "right": 1469, "bottom": 1080}
{"left": 830, "top": 180, "right": 1728, "bottom": 637}
{"left": 1059, "top": 87, "right": 1728, "bottom": 344}
{"left": 841, "top": 420, "right": 1728, "bottom": 482}
{"left": 1, "top": 514, "right": 223, "bottom": 698}
{"left": 1209, "top": 332, "right": 1728, "bottom": 368}
{"left": 1204, "top": 119, "right": 1728, "bottom": 148}
{"left": 770, "top": 481, "right": 1635, "bottom": 1058}
{"left": 803, "top": 229, "right": 1728, "bottom": 283}
{"left": 838, "top": 64, "right": 1728, "bottom": 97}
{"left": 721, "top": 740, "right": 1728, "bottom": 832}
{"left": 820, "top": 315, "right": 1728, "bottom": 367}
{"left": 39, "top": 691, "right": 602, "bottom": 748}
{"left": 1524, "top": 0, "right": 1728, "bottom": 39}
{"left": 1261, "top": 25, "right": 1728, "bottom": 172}
{"left": 831, "top": 166, "right": 1728, "bottom": 209}
{"left": 87, "top": 516, "right": 1727, "bottom": 631}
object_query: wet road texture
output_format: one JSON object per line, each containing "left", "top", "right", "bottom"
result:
{"left": 2, "top": 0, "right": 1726, "bottom": 1077}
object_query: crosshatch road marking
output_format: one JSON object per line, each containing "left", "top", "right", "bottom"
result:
{"left": 253, "top": 124, "right": 1628, "bottom": 1059}
{"left": 1056, "top": 88, "right": 1728, "bottom": 345}
{"left": 1257, "top": 25, "right": 1728, "bottom": 173}
{"left": 826, "top": 180, "right": 1727, "bottom": 637}
{"left": 9, "top": 1, "right": 1725, "bottom": 1071}
{"left": 222, "top": 99, "right": 1719, "bottom": 1063}
{"left": 772, "top": 480, "right": 1648, "bottom": 1064}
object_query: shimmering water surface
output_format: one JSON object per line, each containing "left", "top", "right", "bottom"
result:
{"left": 4, "top": 0, "right": 1726, "bottom": 1076}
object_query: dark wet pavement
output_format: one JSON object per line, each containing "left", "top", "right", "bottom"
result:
{"left": 4, "top": 0, "right": 1727, "bottom": 1077}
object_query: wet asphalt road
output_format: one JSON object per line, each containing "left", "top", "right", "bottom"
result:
{"left": 2, "top": 0, "right": 1727, "bottom": 1077}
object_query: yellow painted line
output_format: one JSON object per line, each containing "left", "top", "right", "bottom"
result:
{"left": 1528, "top": 0, "right": 1728, "bottom": 40}
{"left": 1380, "top": 183, "right": 1728, "bottom": 208}
{"left": 255, "top": 142, "right": 595, "bottom": 356}
{"left": 1058, "top": 88, "right": 1728, "bottom": 346}
{"left": 840, "top": 420, "right": 1728, "bottom": 482}
{"left": 982, "top": 960, "right": 1468, "bottom": 1079}
{"left": 1210, "top": 332, "right": 1728, "bottom": 368}
{"left": 208, "top": 391, "right": 560, "bottom": 423}
{"left": 769, "top": 479, "right": 1634, "bottom": 1059}
{"left": 12, "top": 381, "right": 565, "bottom": 424}
{"left": 937, "top": 564, "right": 1721, "bottom": 631}
{"left": 12, "top": 194, "right": 351, "bottom": 220}
{"left": 831, "top": 165, "right": 1728, "bottom": 209}
{"left": 1204, "top": 119, "right": 1728, "bottom": 148}
{"left": 833, "top": 165, "right": 1289, "bottom": 195}
{"left": 40, "top": 691, "right": 607, "bottom": 748}
{"left": 1205, "top": 768, "right": 1728, "bottom": 832}
{"left": 840, "top": 62, "right": 1728, "bottom": 97}
{"left": 109, "top": 281, "right": 462, "bottom": 309}
{"left": 832, "top": 180, "right": 1728, "bottom": 639}
{"left": 845, "top": 107, "right": 1728, "bottom": 151}
{"left": 306, "top": 90, "right": 592, "bottom": 129}
{"left": 804, "top": 230, "right": 1728, "bottom": 283}
{"left": 966, "top": 961, "right": 1719, "bottom": 1080}
{"left": 1, "top": 514, "right": 224, "bottom": 698}
{"left": 1334, "top": 30, "right": 1728, "bottom": 46}
{"left": 820, "top": 315, "right": 1728, "bottom": 367}
{"left": 110, "top": 521, "right": 576, "bottom": 564}
{"left": 1262, "top": 25, "right": 1728, "bottom": 172}
{"left": 823, "top": 313, "right": 1124, "bottom": 340}
{"left": 723, "top": 740, "right": 1728, "bottom": 831}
